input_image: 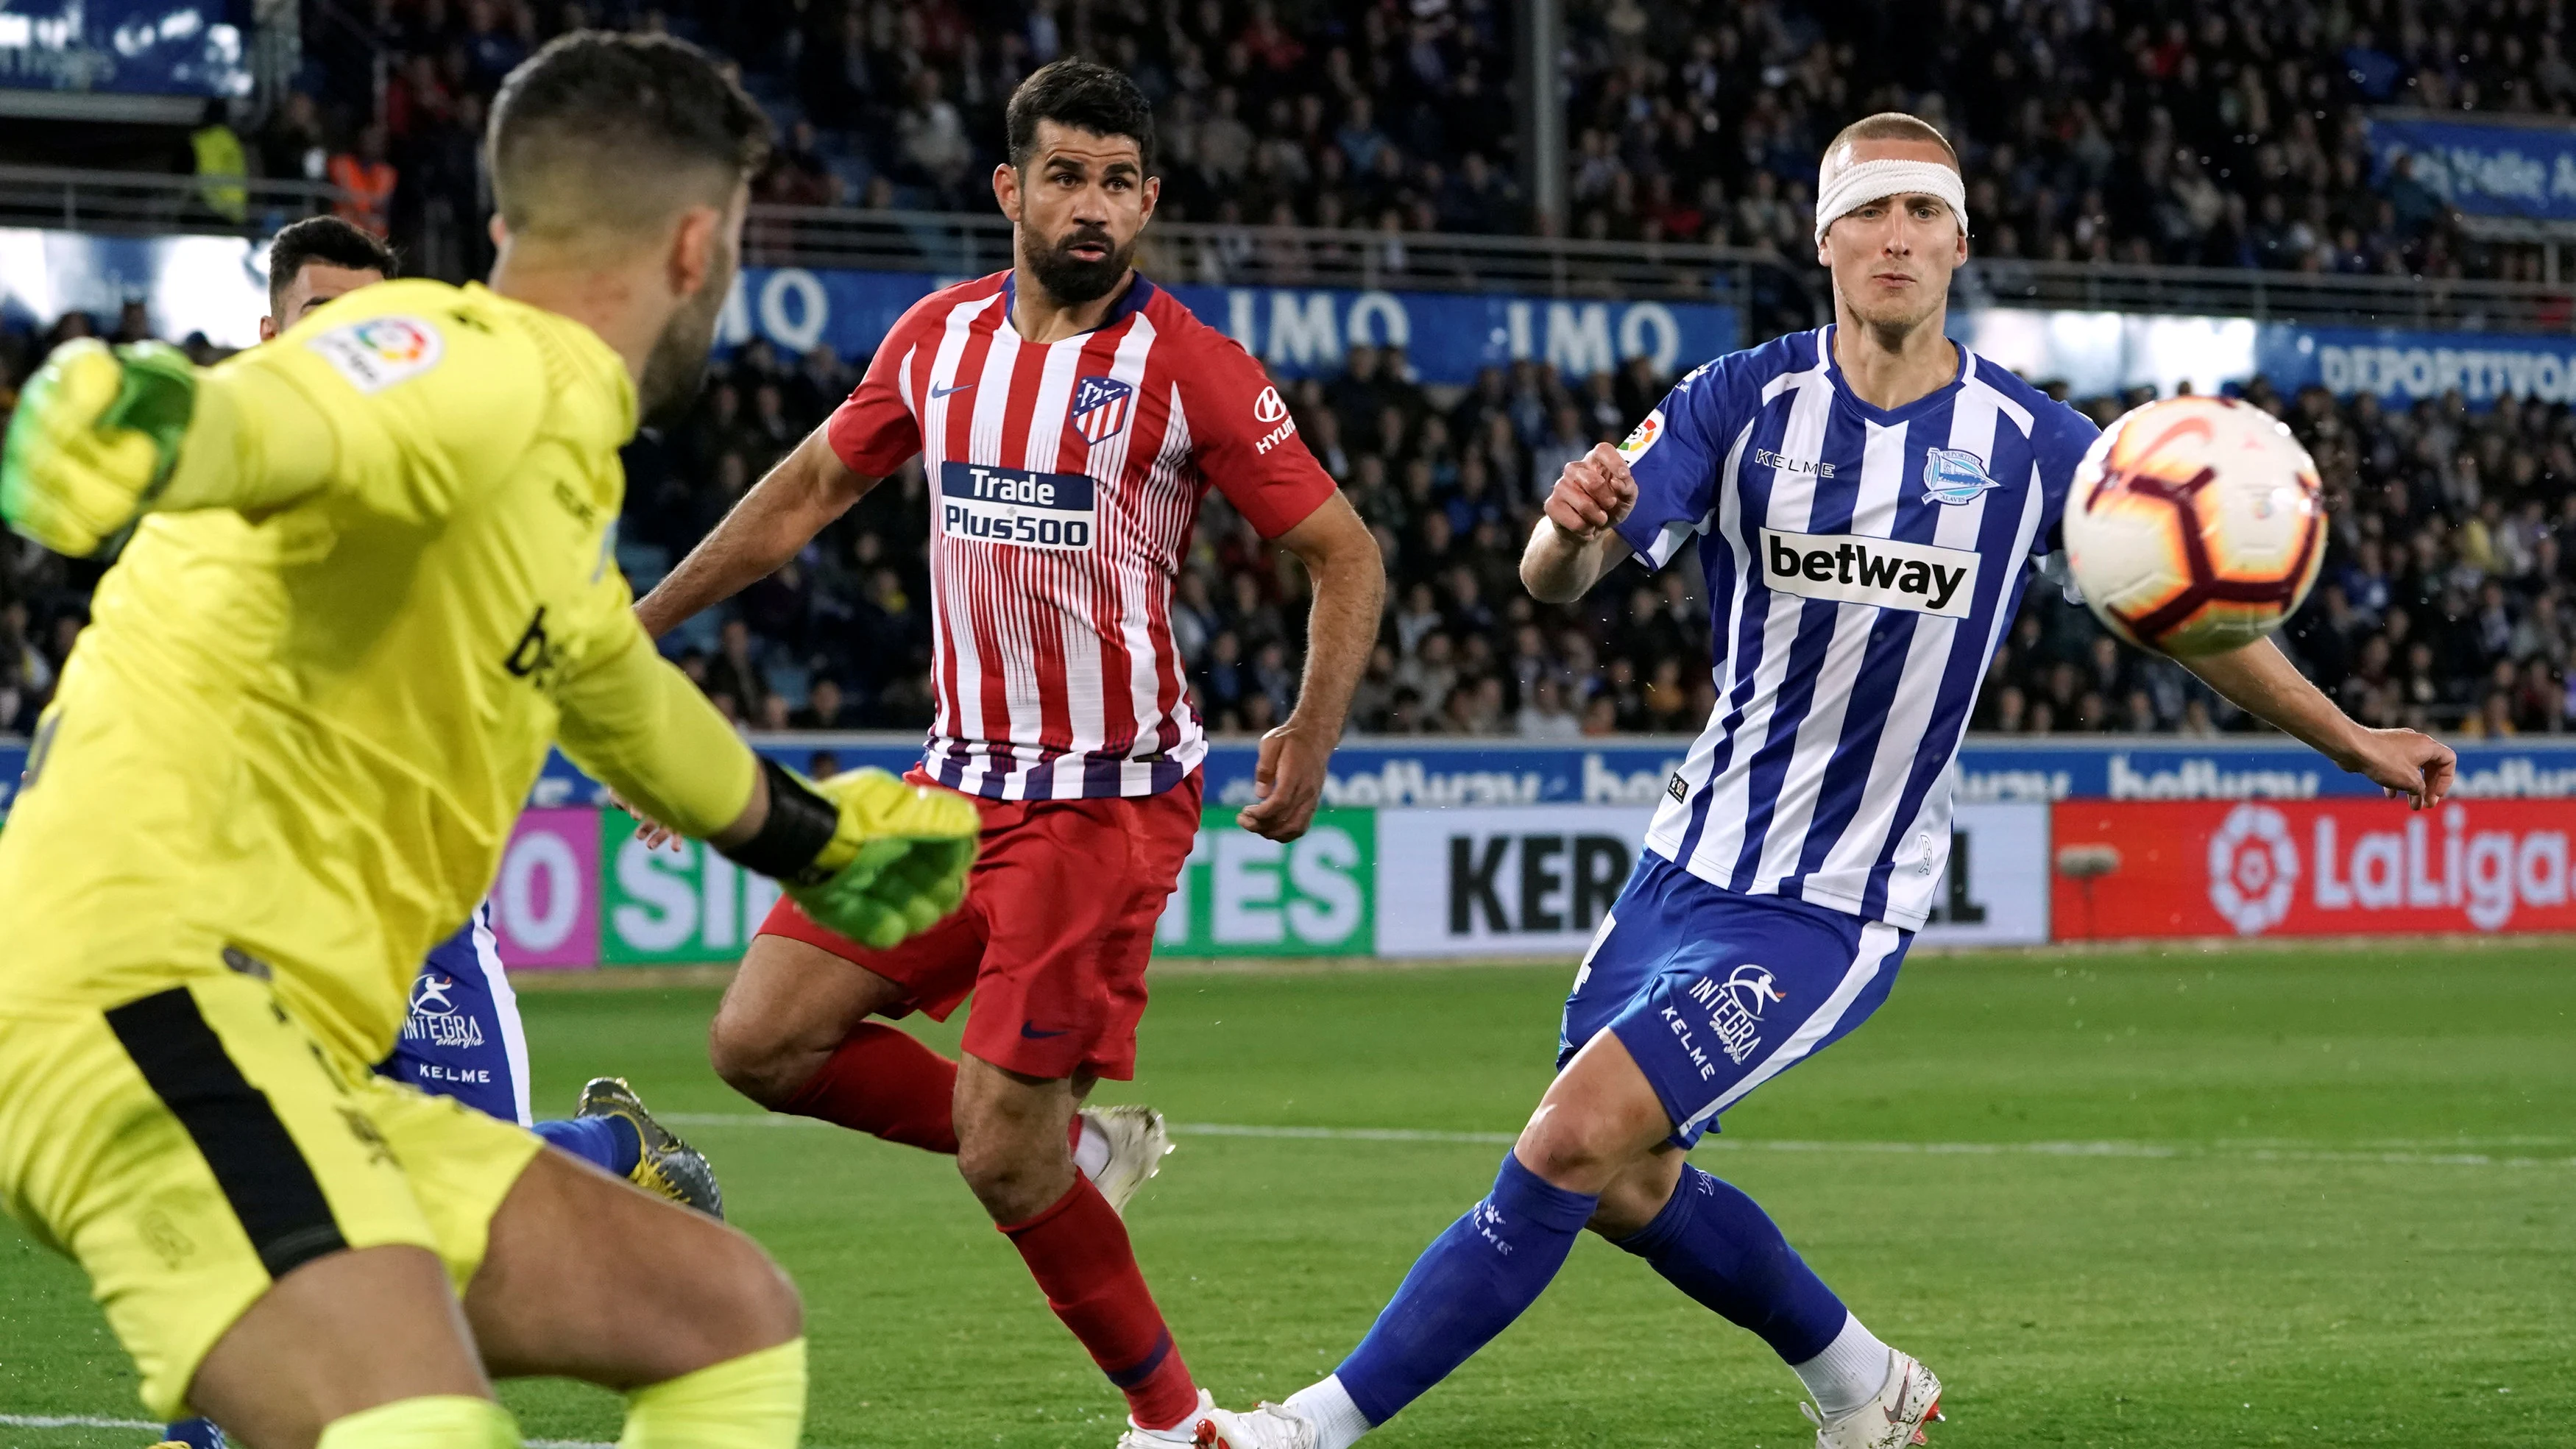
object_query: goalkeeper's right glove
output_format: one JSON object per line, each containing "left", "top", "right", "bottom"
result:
{"left": 718, "top": 762, "right": 980, "bottom": 949}
{"left": 0, "top": 339, "right": 197, "bottom": 556}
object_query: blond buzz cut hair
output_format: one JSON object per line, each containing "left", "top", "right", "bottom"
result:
{"left": 1824, "top": 112, "right": 1960, "bottom": 172}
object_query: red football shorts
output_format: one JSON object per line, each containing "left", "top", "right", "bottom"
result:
{"left": 755, "top": 769, "right": 1203, "bottom": 1080}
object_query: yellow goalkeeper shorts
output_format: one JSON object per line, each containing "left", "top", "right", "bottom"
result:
{"left": 0, "top": 968, "right": 543, "bottom": 1419}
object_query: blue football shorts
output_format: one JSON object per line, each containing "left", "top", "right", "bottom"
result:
{"left": 375, "top": 901, "right": 534, "bottom": 1127}
{"left": 1558, "top": 851, "right": 1912, "bottom": 1149}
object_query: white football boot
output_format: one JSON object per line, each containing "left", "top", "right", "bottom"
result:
{"left": 1083, "top": 1103, "right": 1175, "bottom": 1215}
{"left": 1112, "top": 1391, "right": 1316, "bottom": 1449}
{"left": 1800, "top": 1351, "right": 1944, "bottom": 1449}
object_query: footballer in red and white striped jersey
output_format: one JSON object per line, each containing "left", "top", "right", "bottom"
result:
{"left": 825, "top": 269, "right": 1334, "bottom": 802}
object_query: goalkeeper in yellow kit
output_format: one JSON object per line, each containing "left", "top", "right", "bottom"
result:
{"left": 0, "top": 32, "right": 973, "bottom": 1449}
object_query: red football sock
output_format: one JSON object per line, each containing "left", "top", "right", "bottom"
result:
{"left": 777, "top": 1026, "right": 1089, "bottom": 1161}
{"left": 779, "top": 1024, "right": 960, "bottom": 1154}
{"left": 1000, "top": 1177, "right": 1200, "bottom": 1430}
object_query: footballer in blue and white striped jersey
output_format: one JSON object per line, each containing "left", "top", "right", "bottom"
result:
{"left": 1204, "top": 116, "right": 2455, "bottom": 1449}
{"left": 1610, "top": 326, "right": 2100, "bottom": 931}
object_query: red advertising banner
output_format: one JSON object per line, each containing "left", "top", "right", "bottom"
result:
{"left": 2050, "top": 800, "right": 2576, "bottom": 940}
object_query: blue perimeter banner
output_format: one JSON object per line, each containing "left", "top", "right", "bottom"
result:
{"left": 10, "top": 738, "right": 2574, "bottom": 820}
{"left": 721, "top": 267, "right": 1737, "bottom": 383}
{"left": 2252, "top": 322, "right": 2576, "bottom": 410}
{"left": 2365, "top": 113, "right": 2576, "bottom": 223}
{"left": 0, "top": 0, "right": 252, "bottom": 97}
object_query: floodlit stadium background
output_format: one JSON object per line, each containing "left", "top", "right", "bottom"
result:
{"left": 0, "top": 4, "right": 2572, "bottom": 1445}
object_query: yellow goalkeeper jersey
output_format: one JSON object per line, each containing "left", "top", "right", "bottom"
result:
{"left": 0, "top": 280, "right": 754, "bottom": 1069}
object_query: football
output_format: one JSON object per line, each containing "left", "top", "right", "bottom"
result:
{"left": 2062, "top": 394, "right": 2327, "bottom": 657}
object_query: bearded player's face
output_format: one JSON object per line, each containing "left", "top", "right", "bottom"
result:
{"left": 1815, "top": 136, "right": 1967, "bottom": 335}
{"left": 1003, "top": 120, "right": 1159, "bottom": 306}
{"left": 640, "top": 185, "right": 747, "bottom": 428}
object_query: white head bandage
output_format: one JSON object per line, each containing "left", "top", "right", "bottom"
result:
{"left": 1812, "top": 158, "right": 1968, "bottom": 243}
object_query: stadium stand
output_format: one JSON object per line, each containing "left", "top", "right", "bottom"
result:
{"left": 4, "top": 1, "right": 2575, "bottom": 739}
{"left": 252, "top": 0, "right": 2575, "bottom": 288}
{"left": 1, "top": 313, "right": 2569, "bottom": 740}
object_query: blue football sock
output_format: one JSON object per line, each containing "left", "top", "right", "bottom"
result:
{"left": 161, "top": 1419, "right": 224, "bottom": 1448}
{"left": 534, "top": 1115, "right": 643, "bottom": 1179}
{"left": 1614, "top": 1163, "right": 1848, "bottom": 1363}
{"left": 1333, "top": 1152, "right": 1599, "bottom": 1426}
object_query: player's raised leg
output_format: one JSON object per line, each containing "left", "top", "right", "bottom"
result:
{"left": 1262, "top": 1029, "right": 1673, "bottom": 1449}
{"left": 462, "top": 1149, "right": 804, "bottom": 1445}
{"left": 187, "top": 1247, "right": 506, "bottom": 1449}
{"left": 1222, "top": 864, "right": 1935, "bottom": 1449}
{"left": 708, "top": 921, "right": 1172, "bottom": 1211}
{"left": 962, "top": 1055, "right": 1209, "bottom": 1436}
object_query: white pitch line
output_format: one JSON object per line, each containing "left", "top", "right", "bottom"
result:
{"left": 658, "top": 1114, "right": 2576, "bottom": 1169}
{"left": 0, "top": 1415, "right": 609, "bottom": 1447}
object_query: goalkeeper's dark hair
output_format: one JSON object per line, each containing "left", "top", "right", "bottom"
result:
{"left": 266, "top": 216, "right": 395, "bottom": 315}
{"left": 487, "top": 31, "right": 771, "bottom": 244}
{"left": 1006, "top": 59, "right": 1156, "bottom": 174}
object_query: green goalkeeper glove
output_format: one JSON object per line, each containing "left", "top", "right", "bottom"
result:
{"left": 765, "top": 766, "right": 979, "bottom": 949}
{"left": 0, "top": 339, "right": 197, "bottom": 557}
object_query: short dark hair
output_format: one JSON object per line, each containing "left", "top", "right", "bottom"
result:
{"left": 488, "top": 31, "right": 770, "bottom": 241}
{"left": 1006, "top": 60, "right": 1155, "bottom": 173}
{"left": 266, "top": 216, "right": 395, "bottom": 315}
{"left": 1825, "top": 112, "right": 1960, "bottom": 171}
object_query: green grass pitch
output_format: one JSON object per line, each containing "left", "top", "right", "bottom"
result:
{"left": 1, "top": 944, "right": 2570, "bottom": 1448}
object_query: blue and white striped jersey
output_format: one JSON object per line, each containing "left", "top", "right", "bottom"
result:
{"left": 1611, "top": 326, "right": 2099, "bottom": 930}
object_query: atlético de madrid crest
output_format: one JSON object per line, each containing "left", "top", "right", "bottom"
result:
{"left": 1072, "top": 375, "right": 1136, "bottom": 444}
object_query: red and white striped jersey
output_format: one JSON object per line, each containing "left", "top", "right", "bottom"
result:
{"left": 827, "top": 271, "right": 1335, "bottom": 800}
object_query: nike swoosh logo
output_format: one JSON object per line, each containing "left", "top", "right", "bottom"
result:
{"left": 930, "top": 381, "right": 974, "bottom": 400}
{"left": 1019, "top": 1022, "right": 1072, "bottom": 1039}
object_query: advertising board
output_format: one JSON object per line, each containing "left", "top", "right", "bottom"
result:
{"left": 2363, "top": 112, "right": 2576, "bottom": 224}
{"left": 2050, "top": 800, "right": 2576, "bottom": 940}
{"left": 500, "top": 737, "right": 2576, "bottom": 817}
{"left": 717, "top": 268, "right": 1735, "bottom": 386}
{"left": 444, "top": 798, "right": 2052, "bottom": 966}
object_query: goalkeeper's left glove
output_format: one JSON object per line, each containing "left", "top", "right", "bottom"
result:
{"left": 0, "top": 339, "right": 197, "bottom": 556}
{"left": 717, "top": 762, "right": 980, "bottom": 949}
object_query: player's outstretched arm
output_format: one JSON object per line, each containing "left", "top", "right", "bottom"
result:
{"left": 2179, "top": 636, "right": 2456, "bottom": 809}
{"left": 0, "top": 340, "right": 336, "bottom": 554}
{"left": 635, "top": 425, "right": 877, "bottom": 637}
{"left": 1521, "top": 442, "right": 1638, "bottom": 603}
{"left": 1238, "top": 490, "right": 1385, "bottom": 843}
{"left": 4, "top": 312, "right": 545, "bottom": 554}
{"left": 556, "top": 621, "right": 979, "bottom": 946}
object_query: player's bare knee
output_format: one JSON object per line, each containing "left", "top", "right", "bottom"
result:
{"left": 1512, "top": 1107, "right": 1630, "bottom": 1193}
{"left": 727, "top": 1233, "right": 805, "bottom": 1347}
{"left": 678, "top": 1222, "right": 804, "bottom": 1358}
{"left": 1588, "top": 1156, "right": 1683, "bottom": 1239}
{"left": 955, "top": 1139, "right": 1050, "bottom": 1221}
{"left": 706, "top": 1010, "right": 796, "bottom": 1106}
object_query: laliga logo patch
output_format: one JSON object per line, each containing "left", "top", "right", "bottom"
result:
{"left": 307, "top": 316, "right": 444, "bottom": 394}
{"left": 1618, "top": 408, "right": 1664, "bottom": 461}
{"left": 1071, "top": 375, "right": 1136, "bottom": 444}
{"left": 2207, "top": 803, "right": 2299, "bottom": 936}
{"left": 1920, "top": 446, "right": 1998, "bottom": 506}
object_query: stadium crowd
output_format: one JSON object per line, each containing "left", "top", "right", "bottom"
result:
{"left": 250, "top": 0, "right": 2563, "bottom": 288}
{"left": 1, "top": 309, "right": 2570, "bottom": 740}
{"left": 1560, "top": 0, "right": 2558, "bottom": 283}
